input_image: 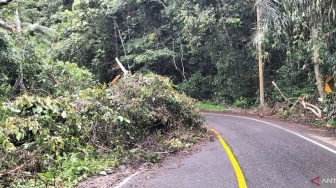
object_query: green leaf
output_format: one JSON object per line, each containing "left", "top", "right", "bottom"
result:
{"left": 16, "top": 132, "right": 23, "bottom": 141}
{"left": 117, "top": 116, "right": 123, "bottom": 122}
{"left": 33, "top": 106, "right": 43, "bottom": 114}
{"left": 55, "top": 103, "right": 62, "bottom": 112}
{"left": 61, "top": 111, "right": 67, "bottom": 118}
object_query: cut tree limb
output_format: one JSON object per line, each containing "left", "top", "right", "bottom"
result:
{"left": 111, "top": 58, "right": 130, "bottom": 85}
{"left": 115, "top": 57, "right": 130, "bottom": 75}
{"left": 272, "top": 81, "right": 322, "bottom": 118}
{"left": 0, "top": 0, "right": 13, "bottom": 6}
{"left": 299, "top": 98, "right": 322, "bottom": 118}
{"left": 0, "top": 20, "right": 15, "bottom": 31}
{"left": 290, "top": 98, "right": 300, "bottom": 111}
{"left": 111, "top": 74, "right": 121, "bottom": 85}
{"left": 272, "top": 81, "right": 288, "bottom": 101}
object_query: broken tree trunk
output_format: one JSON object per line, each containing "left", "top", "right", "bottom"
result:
{"left": 272, "top": 81, "right": 322, "bottom": 118}
{"left": 110, "top": 58, "right": 130, "bottom": 85}
{"left": 115, "top": 57, "right": 130, "bottom": 75}
{"left": 298, "top": 98, "right": 322, "bottom": 118}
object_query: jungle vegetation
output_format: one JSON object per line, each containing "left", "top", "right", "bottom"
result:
{"left": 1, "top": 0, "right": 336, "bottom": 187}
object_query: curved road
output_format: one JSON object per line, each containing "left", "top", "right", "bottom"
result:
{"left": 116, "top": 113, "right": 336, "bottom": 188}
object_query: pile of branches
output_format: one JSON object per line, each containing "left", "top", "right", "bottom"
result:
{"left": 0, "top": 70, "right": 204, "bottom": 186}
{"left": 272, "top": 81, "right": 321, "bottom": 119}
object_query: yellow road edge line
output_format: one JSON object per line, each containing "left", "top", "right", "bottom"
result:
{"left": 212, "top": 128, "right": 247, "bottom": 188}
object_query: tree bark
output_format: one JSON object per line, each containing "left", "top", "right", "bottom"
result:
{"left": 0, "top": 0, "right": 13, "bottom": 6}
{"left": 257, "top": 5, "right": 265, "bottom": 106}
{"left": 312, "top": 28, "right": 324, "bottom": 98}
{"left": 15, "top": 9, "right": 21, "bottom": 32}
{"left": 115, "top": 57, "right": 130, "bottom": 75}
{"left": 0, "top": 20, "right": 15, "bottom": 31}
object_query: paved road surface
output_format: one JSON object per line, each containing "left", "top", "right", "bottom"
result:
{"left": 118, "top": 113, "right": 336, "bottom": 188}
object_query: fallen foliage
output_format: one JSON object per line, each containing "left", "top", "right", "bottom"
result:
{"left": 0, "top": 73, "right": 204, "bottom": 187}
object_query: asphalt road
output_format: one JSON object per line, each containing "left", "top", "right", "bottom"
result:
{"left": 117, "top": 113, "right": 336, "bottom": 188}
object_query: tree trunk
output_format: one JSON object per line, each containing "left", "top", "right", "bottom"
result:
{"left": 312, "top": 28, "right": 324, "bottom": 98}
{"left": 257, "top": 5, "right": 265, "bottom": 106}
{"left": 15, "top": 9, "right": 21, "bottom": 32}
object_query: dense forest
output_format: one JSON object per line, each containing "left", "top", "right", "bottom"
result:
{"left": 1, "top": 0, "right": 336, "bottom": 105}
{"left": 1, "top": 0, "right": 336, "bottom": 187}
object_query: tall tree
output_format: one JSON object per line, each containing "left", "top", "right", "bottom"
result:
{"left": 0, "top": 0, "right": 56, "bottom": 98}
{"left": 256, "top": 3, "right": 264, "bottom": 106}
{"left": 257, "top": 0, "right": 336, "bottom": 99}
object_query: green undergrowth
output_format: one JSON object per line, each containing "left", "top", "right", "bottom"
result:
{"left": 198, "top": 101, "right": 227, "bottom": 112}
{"left": 256, "top": 103, "right": 334, "bottom": 128}
{"left": 0, "top": 72, "right": 205, "bottom": 188}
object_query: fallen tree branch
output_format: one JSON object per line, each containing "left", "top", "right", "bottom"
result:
{"left": 290, "top": 98, "right": 300, "bottom": 111}
{"left": 299, "top": 98, "right": 322, "bottom": 118}
{"left": 272, "top": 81, "right": 288, "bottom": 101}
{"left": 0, "top": 19, "right": 15, "bottom": 32}
{"left": 115, "top": 57, "right": 130, "bottom": 75}
{"left": 111, "top": 58, "right": 130, "bottom": 85}
{"left": 0, "top": 0, "right": 13, "bottom": 6}
{"left": 272, "top": 81, "right": 322, "bottom": 118}
{"left": 111, "top": 74, "right": 121, "bottom": 85}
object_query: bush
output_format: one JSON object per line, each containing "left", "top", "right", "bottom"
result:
{"left": 36, "top": 61, "right": 96, "bottom": 97}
